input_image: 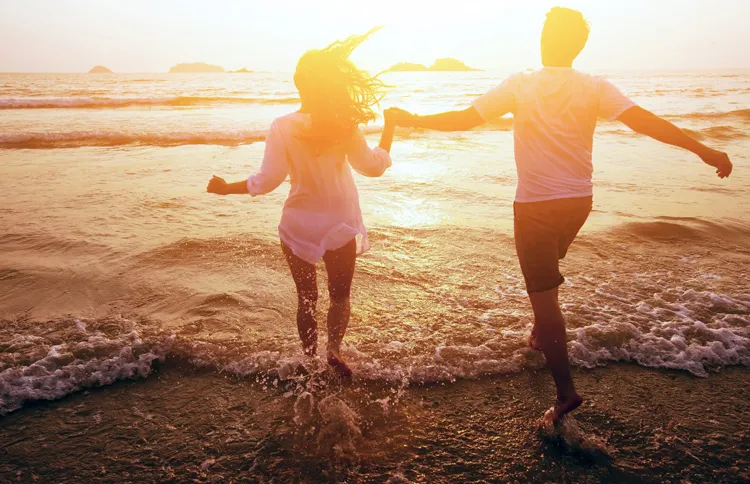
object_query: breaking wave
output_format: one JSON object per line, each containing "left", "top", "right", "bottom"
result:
{"left": 670, "top": 108, "right": 750, "bottom": 122}
{"left": 0, "top": 95, "right": 300, "bottom": 109}
{"left": 0, "top": 124, "right": 386, "bottom": 149}
{"left": 0, "top": 130, "right": 269, "bottom": 148}
{"left": 2, "top": 284, "right": 748, "bottom": 415}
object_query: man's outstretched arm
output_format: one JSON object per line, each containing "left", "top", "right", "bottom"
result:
{"left": 387, "top": 74, "right": 518, "bottom": 131}
{"left": 618, "top": 106, "right": 733, "bottom": 178}
{"left": 388, "top": 106, "right": 486, "bottom": 132}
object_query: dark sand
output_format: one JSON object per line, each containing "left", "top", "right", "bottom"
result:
{"left": 1, "top": 364, "right": 748, "bottom": 483}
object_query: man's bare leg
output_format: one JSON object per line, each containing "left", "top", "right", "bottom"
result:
{"left": 529, "top": 286, "right": 582, "bottom": 422}
{"left": 529, "top": 325, "right": 542, "bottom": 351}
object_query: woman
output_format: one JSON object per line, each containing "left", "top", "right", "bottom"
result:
{"left": 207, "top": 28, "right": 396, "bottom": 377}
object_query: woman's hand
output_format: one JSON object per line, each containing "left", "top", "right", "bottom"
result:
{"left": 207, "top": 175, "right": 229, "bottom": 195}
{"left": 385, "top": 107, "right": 416, "bottom": 127}
{"left": 378, "top": 112, "right": 396, "bottom": 153}
{"left": 698, "top": 148, "right": 733, "bottom": 179}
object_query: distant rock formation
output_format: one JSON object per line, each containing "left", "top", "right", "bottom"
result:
{"left": 88, "top": 65, "right": 113, "bottom": 74}
{"left": 386, "top": 62, "right": 429, "bottom": 72}
{"left": 386, "top": 58, "right": 481, "bottom": 73}
{"left": 429, "top": 58, "right": 481, "bottom": 71}
{"left": 231, "top": 68, "right": 253, "bottom": 73}
{"left": 169, "top": 63, "right": 224, "bottom": 73}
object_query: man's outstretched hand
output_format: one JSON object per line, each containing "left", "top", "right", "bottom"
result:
{"left": 207, "top": 175, "right": 229, "bottom": 195}
{"left": 384, "top": 107, "right": 416, "bottom": 127}
{"left": 699, "top": 148, "right": 733, "bottom": 179}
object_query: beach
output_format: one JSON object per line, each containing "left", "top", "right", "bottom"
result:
{"left": 1, "top": 71, "right": 749, "bottom": 482}
{"left": 1, "top": 364, "right": 748, "bottom": 482}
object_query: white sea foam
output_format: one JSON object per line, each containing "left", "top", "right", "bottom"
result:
{"left": 228, "top": 289, "right": 746, "bottom": 383}
{"left": 0, "top": 328, "right": 171, "bottom": 415}
{"left": 568, "top": 290, "right": 750, "bottom": 377}
{"left": 1, "top": 287, "right": 747, "bottom": 414}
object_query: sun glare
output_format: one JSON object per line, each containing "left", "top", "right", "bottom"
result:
{"left": 2, "top": 0, "right": 747, "bottom": 73}
{"left": 0, "top": 0, "right": 748, "bottom": 481}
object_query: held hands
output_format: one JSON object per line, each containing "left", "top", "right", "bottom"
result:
{"left": 699, "top": 148, "right": 733, "bottom": 179}
{"left": 207, "top": 175, "right": 229, "bottom": 195}
{"left": 384, "top": 107, "right": 417, "bottom": 127}
{"left": 379, "top": 108, "right": 417, "bottom": 152}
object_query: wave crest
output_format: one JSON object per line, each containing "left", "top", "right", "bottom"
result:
{"left": 2, "top": 284, "right": 748, "bottom": 415}
{"left": 0, "top": 130, "right": 268, "bottom": 149}
{"left": 612, "top": 218, "right": 750, "bottom": 242}
{"left": 0, "top": 95, "right": 300, "bottom": 109}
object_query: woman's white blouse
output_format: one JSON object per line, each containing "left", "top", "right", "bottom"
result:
{"left": 247, "top": 112, "right": 391, "bottom": 264}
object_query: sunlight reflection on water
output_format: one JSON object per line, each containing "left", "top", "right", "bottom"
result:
{"left": 372, "top": 194, "right": 445, "bottom": 227}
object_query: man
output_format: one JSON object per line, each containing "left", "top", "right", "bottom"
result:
{"left": 387, "top": 7, "right": 733, "bottom": 423}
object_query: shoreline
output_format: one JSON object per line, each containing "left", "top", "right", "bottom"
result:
{"left": 1, "top": 363, "right": 747, "bottom": 483}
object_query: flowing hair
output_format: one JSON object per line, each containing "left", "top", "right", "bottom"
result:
{"left": 294, "top": 27, "right": 385, "bottom": 149}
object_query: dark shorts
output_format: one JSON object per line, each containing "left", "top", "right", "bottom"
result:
{"left": 513, "top": 196, "right": 592, "bottom": 294}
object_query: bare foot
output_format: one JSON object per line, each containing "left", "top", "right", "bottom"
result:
{"left": 326, "top": 350, "right": 352, "bottom": 378}
{"left": 528, "top": 327, "right": 542, "bottom": 351}
{"left": 302, "top": 344, "right": 317, "bottom": 357}
{"left": 546, "top": 393, "right": 583, "bottom": 423}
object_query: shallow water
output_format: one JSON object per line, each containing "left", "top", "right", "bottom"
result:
{"left": 0, "top": 71, "right": 749, "bottom": 480}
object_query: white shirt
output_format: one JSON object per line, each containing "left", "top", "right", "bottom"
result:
{"left": 472, "top": 67, "right": 637, "bottom": 203}
{"left": 247, "top": 112, "right": 392, "bottom": 264}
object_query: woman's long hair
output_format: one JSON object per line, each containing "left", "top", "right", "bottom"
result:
{"left": 294, "top": 27, "right": 385, "bottom": 149}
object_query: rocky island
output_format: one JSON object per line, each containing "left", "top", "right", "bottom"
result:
{"left": 88, "top": 65, "right": 113, "bottom": 74}
{"left": 387, "top": 62, "right": 429, "bottom": 72}
{"left": 169, "top": 63, "right": 224, "bottom": 73}
{"left": 386, "top": 58, "right": 481, "bottom": 72}
{"left": 230, "top": 68, "right": 253, "bottom": 73}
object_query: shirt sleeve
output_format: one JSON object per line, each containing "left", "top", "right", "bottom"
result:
{"left": 472, "top": 73, "right": 523, "bottom": 121}
{"left": 346, "top": 127, "right": 392, "bottom": 177}
{"left": 247, "top": 120, "right": 290, "bottom": 196}
{"left": 597, "top": 78, "right": 638, "bottom": 121}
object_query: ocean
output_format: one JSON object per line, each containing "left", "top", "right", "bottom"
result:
{"left": 0, "top": 71, "right": 749, "bottom": 482}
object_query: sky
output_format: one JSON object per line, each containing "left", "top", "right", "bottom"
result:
{"left": 1, "top": 0, "right": 749, "bottom": 73}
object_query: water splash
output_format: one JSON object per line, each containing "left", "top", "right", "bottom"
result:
{"left": 538, "top": 410, "right": 613, "bottom": 462}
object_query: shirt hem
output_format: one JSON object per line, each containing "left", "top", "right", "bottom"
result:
{"left": 278, "top": 228, "right": 368, "bottom": 265}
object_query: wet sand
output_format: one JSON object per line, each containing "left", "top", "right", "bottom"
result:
{"left": 1, "top": 364, "right": 747, "bottom": 483}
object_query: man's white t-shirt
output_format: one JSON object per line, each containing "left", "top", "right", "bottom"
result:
{"left": 472, "top": 67, "right": 637, "bottom": 203}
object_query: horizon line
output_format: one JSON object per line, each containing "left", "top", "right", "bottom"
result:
{"left": 2, "top": 66, "right": 750, "bottom": 75}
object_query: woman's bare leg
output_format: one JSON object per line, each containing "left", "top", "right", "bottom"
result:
{"left": 281, "top": 242, "right": 319, "bottom": 356}
{"left": 322, "top": 239, "right": 357, "bottom": 376}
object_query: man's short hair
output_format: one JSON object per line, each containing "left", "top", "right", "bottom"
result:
{"left": 541, "top": 7, "right": 590, "bottom": 63}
